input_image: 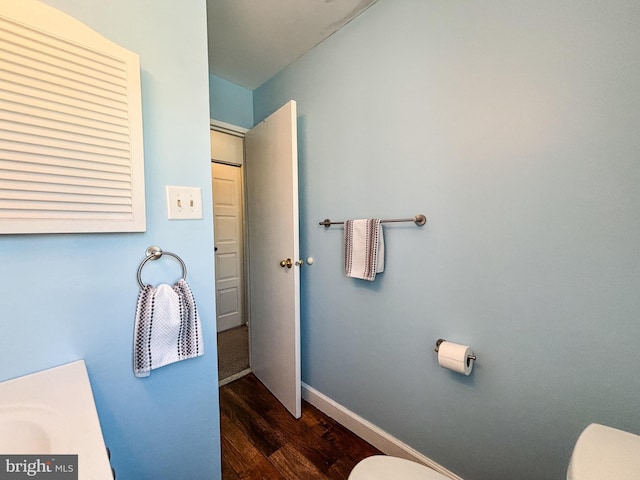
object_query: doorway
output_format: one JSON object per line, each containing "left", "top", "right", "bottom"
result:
{"left": 211, "top": 100, "right": 301, "bottom": 417}
{"left": 211, "top": 126, "right": 250, "bottom": 386}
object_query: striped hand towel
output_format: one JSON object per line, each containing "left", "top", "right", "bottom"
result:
{"left": 344, "top": 219, "right": 385, "bottom": 281}
{"left": 133, "top": 279, "right": 204, "bottom": 377}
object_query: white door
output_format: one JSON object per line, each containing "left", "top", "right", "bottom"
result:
{"left": 245, "top": 100, "right": 301, "bottom": 418}
{"left": 212, "top": 162, "right": 245, "bottom": 332}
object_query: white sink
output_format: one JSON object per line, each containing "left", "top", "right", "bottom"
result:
{"left": 0, "top": 406, "right": 61, "bottom": 453}
{"left": 0, "top": 360, "right": 113, "bottom": 479}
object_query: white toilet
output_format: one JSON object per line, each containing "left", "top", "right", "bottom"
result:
{"left": 566, "top": 423, "right": 640, "bottom": 480}
{"left": 348, "top": 455, "right": 447, "bottom": 480}
{"left": 348, "top": 423, "right": 640, "bottom": 480}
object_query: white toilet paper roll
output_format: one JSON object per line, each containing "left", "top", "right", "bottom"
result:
{"left": 437, "top": 341, "right": 474, "bottom": 375}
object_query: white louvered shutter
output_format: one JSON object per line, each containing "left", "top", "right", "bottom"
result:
{"left": 0, "top": 0, "right": 145, "bottom": 233}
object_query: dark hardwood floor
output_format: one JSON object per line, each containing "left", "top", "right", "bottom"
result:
{"left": 220, "top": 374, "right": 382, "bottom": 479}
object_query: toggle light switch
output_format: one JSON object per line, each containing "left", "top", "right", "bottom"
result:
{"left": 166, "top": 186, "right": 203, "bottom": 220}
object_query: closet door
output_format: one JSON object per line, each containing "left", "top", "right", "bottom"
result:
{"left": 212, "top": 161, "right": 245, "bottom": 333}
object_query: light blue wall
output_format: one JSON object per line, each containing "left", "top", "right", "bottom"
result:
{"left": 209, "top": 74, "right": 254, "bottom": 128}
{"left": 254, "top": 1, "right": 640, "bottom": 479}
{"left": 0, "top": 1, "right": 220, "bottom": 479}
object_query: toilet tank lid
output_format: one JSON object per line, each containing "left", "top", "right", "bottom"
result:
{"left": 567, "top": 423, "right": 640, "bottom": 480}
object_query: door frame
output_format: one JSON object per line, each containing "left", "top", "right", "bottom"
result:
{"left": 211, "top": 119, "right": 251, "bottom": 359}
{"left": 210, "top": 119, "right": 248, "bottom": 138}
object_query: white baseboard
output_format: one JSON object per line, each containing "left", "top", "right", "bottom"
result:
{"left": 218, "top": 368, "right": 251, "bottom": 387}
{"left": 301, "top": 382, "right": 464, "bottom": 480}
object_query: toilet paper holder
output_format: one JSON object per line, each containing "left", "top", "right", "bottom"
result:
{"left": 435, "top": 339, "right": 477, "bottom": 363}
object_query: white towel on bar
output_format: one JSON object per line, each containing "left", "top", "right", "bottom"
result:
{"left": 344, "top": 219, "right": 385, "bottom": 281}
{"left": 133, "top": 279, "right": 204, "bottom": 377}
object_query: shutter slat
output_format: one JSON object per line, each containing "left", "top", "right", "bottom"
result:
{"left": 1, "top": 210, "right": 134, "bottom": 220}
{"left": 0, "top": 18, "right": 125, "bottom": 80}
{"left": 0, "top": 149, "right": 130, "bottom": 174}
{"left": 0, "top": 129, "right": 130, "bottom": 159}
{"left": 0, "top": 77, "right": 128, "bottom": 120}
{"left": 1, "top": 200, "right": 132, "bottom": 213}
{"left": 1, "top": 190, "right": 132, "bottom": 206}
{"left": 1, "top": 170, "right": 131, "bottom": 190}
{"left": 0, "top": 93, "right": 130, "bottom": 134}
{"left": 0, "top": 159, "right": 130, "bottom": 183}
{"left": 0, "top": 179, "right": 131, "bottom": 198}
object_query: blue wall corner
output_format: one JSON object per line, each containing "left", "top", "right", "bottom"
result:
{"left": 0, "top": 1, "right": 221, "bottom": 479}
{"left": 254, "top": 1, "right": 640, "bottom": 479}
{"left": 209, "top": 74, "right": 254, "bottom": 128}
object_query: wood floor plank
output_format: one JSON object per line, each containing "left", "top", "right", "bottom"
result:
{"left": 322, "top": 420, "right": 383, "bottom": 463}
{"left": 326, "top": 456, "right": 363, "bottom": 480}
{"left": 228, "top": 375, "right": 306, "bottom": 435}
{"left": 220, "top": 374, "right": 383, "bottom": 479}
{"left": 226, "top": 375, "right": 344, "bottom": 473}
{"left": 269, "top": 443, "right": 329, "bottom": 480}
{"left": 219, "top": 384, "right": 286, "bottom": 457}
{"left": 220, "top": 411, "right": 286, "bottom": 479}
{"left": 221, "top": 454, "right": 240, "bottom": 480}
{"left": 262, "top": 401, "right": 344, "bottom": 474}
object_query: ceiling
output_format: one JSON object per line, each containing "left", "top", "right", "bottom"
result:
{"left": 206, "top": 0, "right": 379, "bottom": 91}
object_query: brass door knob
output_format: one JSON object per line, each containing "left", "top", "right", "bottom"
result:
{"left": 280, "top": 258, "right": 293, "bottom": 268}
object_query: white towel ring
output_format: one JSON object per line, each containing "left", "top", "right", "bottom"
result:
{"left": 137, "top": 246, "right": 187, "bottom": 288}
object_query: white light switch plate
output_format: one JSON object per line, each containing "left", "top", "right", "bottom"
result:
{"left": 166, "top": 186, "right": 203, "bottom": 220}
